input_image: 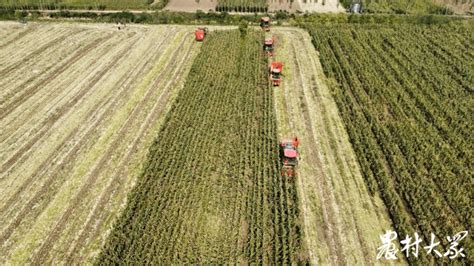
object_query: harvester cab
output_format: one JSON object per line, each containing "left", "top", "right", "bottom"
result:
{"left": 260, "top": 17, "right": 270, "bottom": 31}
{"left": 264, "top": 38, "right": 274, "bottom": 56}
{"left": 195, "top": 27, "right": 208, "bottom": 41}
{"left": 280, "top": 137, "right": 299, "bottom": 177}
{"left": 270, "top": 61, "right": 283, "bottom": 86}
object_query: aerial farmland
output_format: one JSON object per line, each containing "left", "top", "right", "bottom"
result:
{"left": 0, "top": 22, "right": 200, "bottom": 263}
{"left": 0, "top": 1, "right": 472, "bottom": 265}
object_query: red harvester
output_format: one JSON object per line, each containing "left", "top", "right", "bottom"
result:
{"left": 260, "top": 17, "right": 270, "bottom": 31}
{"left": 280, "top": 137, "right": 299, "bottom": 177}
{"left": 270, "top": 61, "right": 283, "bottom": 86}
{"left": 264, "top": 37, "right": 274, "bottom": 56}
{"left": 195, "top": 27, "right": 208, "bottom": 41}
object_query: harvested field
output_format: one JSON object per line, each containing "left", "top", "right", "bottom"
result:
{"left": 271, "top": 27, "right": 397, "bottom": 265}
{"left": 2, "top": 17, "right": 469, "bottom": 265}
{"left": 0, "top": 22, "right": 199, "bottom": 264}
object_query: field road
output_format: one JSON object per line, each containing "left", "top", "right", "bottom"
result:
{"left": 0, "top": 21, "right": 201, "bottom": 264}
{"left": 271, "top": 27, "right": 403, "bottom": 265}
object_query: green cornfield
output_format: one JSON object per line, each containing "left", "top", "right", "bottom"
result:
{"left": 306, "top": 23, "right": 473, "bottom": 263}
{"left": 97, "top": 29, "right": 303, "bottom": 264}
{"left": 216, "top": 0, "right": 268, "bottom": 12}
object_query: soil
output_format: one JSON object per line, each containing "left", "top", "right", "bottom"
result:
{"left": 270, "top": 0, "right": 345, "bottom": 13}
{"left": 165, "top": 0, "right": 217, "bottom": 12}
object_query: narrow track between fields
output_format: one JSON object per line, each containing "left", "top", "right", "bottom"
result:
{"left": 271, "top": 27, "right": 400, "bottom": 265}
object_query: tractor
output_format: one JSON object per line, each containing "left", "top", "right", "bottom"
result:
{"left": 263, "top": 38, "right": 274, "bottom": 56}
{"left": 280, "top": 137, "right": 299, "bottom": 177}
{"left": 270, "top": 61, "right": 283, "bottom": 86}
{"left": 260, "top": 17, "right": 270, "bottom": 31}
{"left": 195, "top": 27, "right": 208, "bottom": 41}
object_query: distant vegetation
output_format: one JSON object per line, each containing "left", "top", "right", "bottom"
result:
{"left": 0, "top": 0, "right": 471, "bottom": 14}
{"left": 295, "top": 12, "right": 470, "bottom": 25}
{"left": 341, "top": 0, "right": 471, "bottom": 14}
{"left": 216, "top": 0, "right": 268, "bottom": 12}
{"left": 0, "top": 0, "right": 160, "bottom": 10}
{"left": 2, "top": 7, "right": 470, "bottom": 25}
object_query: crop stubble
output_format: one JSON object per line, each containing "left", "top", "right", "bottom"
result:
{"left": 0, "top": 22, "right": 200, "bottom": 264}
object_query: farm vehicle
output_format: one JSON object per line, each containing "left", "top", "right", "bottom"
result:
{"left": 263, "top": 37, "right": 274, "bottom": 56}
{"left": 195, "top": 27, "right": 208, "bottom": 41}
{"left": 270, "top": 61, "right": 283, "bottom": 86}
{"left": 260, "top": 17, "right": 270, "bottom": 31}
{"left": 280, "top": 137, "right": 299, "bottom": 177}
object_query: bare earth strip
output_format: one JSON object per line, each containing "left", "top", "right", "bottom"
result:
{"left": 271, "top": 27, "right": 400, "bottom": 265}
{"left": 0, "top": 22, "right": 200, "bottom": 264}
{"left": 165, "top": 0, "right": 217, "bottom": 12}
{"left": 269, "top": 0, "right": 345, "bottom": 13}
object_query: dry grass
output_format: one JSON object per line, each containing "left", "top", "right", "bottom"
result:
{"left": 0, "top": 22, "right": 199, "bottom": 264}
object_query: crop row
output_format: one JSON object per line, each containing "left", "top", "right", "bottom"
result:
{"left": 97, "top": 29, "right": 301, "bottom": 264}
{"left": 216, "top": 0, "right": 268, "bottom": 12}
{"left": 306, "top": 24, "right": 472, "bottom": 263}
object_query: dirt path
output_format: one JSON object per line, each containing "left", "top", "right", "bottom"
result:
{"left": 294, "top": 0, "right": 345, "bottom": 13}
{"left": 271, "top": 27, "right": 399, "bottom": 265}
{"left": 165, "top": 0, "right": 217, "bottom": 12}
{"left": 0, "top": 22, "right": 200, "bottom": 264}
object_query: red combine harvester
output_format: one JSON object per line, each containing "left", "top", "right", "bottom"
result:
{"left": 263, "top": 38, "right": 274, "bottom": 56}
{"left": 260, "top": 17, "right": 270, "bottom": 31}
{"left": 270, "top": 61, "right": 283, "bottom": 86}
{"left": 195, "top": 27, "right": 208, "bottom": 41}
{"left": 280, "top": 137, "right": 299, "bottom": 177}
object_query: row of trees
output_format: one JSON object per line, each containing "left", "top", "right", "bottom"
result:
{"left": 2, "top": 8, "right": 469, "bottom": 26}
{"left": 307, "top": 24, "right": 472, "bottom": 263}
{"left": 97, "top": 30, "right": 303, "bottom": 264}
{"left": 215, "top": 0, "right": 268, "bottom": 12}
{"left": 0, "top": 0, "right": 154, "bottom": 10}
